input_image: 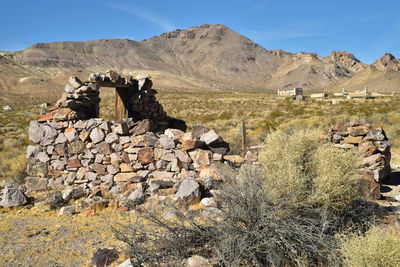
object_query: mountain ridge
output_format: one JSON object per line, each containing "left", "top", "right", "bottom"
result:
{"left": 1, "top": 24, "right": 400, "bottom": 97}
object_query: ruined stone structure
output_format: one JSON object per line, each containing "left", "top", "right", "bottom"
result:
{"left": 25, "top": 71, "right": 240, "bottom": 210}
{"left": 327, "top": 121, "right": 391, "bottom": 199}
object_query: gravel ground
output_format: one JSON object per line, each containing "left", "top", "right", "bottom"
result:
{"left": 0, "top": 207, "right": 132, "bottom": 266}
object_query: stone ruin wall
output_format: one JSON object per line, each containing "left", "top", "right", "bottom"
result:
{"left": 22, "top": 71, "right": 392, "bottom": 212}
{"left": 327, "top": 121, "right": 391, "bottom": 199}
{"left": 25, "top": 71, "right": 246, "bottom": 210}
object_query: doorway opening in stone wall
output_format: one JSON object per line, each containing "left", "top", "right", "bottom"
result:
{"left": 98, "top": 87, "right": 115, "bottom": 121}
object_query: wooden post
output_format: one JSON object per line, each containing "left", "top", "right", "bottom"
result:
{"left": 115, "top": 87, "right": 129, "bottom": 120}
{"left": 241, "top": 121, "right": 246, "bottom": 152}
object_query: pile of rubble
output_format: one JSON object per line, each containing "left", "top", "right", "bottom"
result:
{"left": 327, "top": 121, "right": 391, "bottom": 199}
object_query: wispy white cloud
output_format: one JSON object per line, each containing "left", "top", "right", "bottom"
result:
{"left": 108, "top": 4, "right": 177, "bottom": 32}
{"left": 249, "top": 1, "right": 266, "bottom": 11}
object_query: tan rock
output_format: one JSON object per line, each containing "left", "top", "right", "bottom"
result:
{"left": 223, "top": 155, "right": 244, "bottom": 165}
{"left": 79, "top": 131, "right": 90, "bottom": 142}
{"left": 189, "top": 149, "right": 212, "bottom": 168}
{"left": 119, "top": 163, "right": 132, "bottom": 172}
{"left": 342, "top": 136, "right": 363, "bottom": 145}
{"left": 114, "top": 172, "right": 136, "bottom": 182}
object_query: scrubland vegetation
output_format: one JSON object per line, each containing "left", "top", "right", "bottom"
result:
{"left": 1, "top": 92, "right": 400, "bottom": 265}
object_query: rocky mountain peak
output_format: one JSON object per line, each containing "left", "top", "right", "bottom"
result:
{"left": 371, "top": 53, "right": 400, "bottom": 72}
{"left": 328, "top": 50, "right": 365, "bottom": 72}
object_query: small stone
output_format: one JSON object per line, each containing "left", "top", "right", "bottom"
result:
{"left": 131, "top": 119, "right": 153, "bottom": 135}
{"left": 26, "top": 145, "right": 40, "bottom": 159}
{"left": 213, "top": 153, "right": 223, "bottom": 161}
{"left": 365, "top": 127, "right": 387, "bottom": 141}
{"left": 223, "top": 155, "right": 244, "bottom": 165}
{"left": 91, "top": 163, "right": 107, "bottom": 175}
{"left": 64, "top": 84, "right": 75, "bottom": 93}
{"left": 189, "top": 149, "right": 212, "bottom": 168}
{"left": 90, "top": 128, "right": 105, "bottom": 144}
{"left": 174, "top": 178, "right": 200, "bottom": 204}
{"left": 68, "top": 76, "right": 83, "bottom": 88}
{"left": 60, "top": 205, "right": 75, "bottom": 215}
{"left": 164, "top": 128, "right": 185, "bottom": 140}
{"left": 186, "top": 255, "right": 212, "bottom": 267}
{"left": 347, "top": 126, "right": 370, "bottom": 137}
{"left": 55, "top": 133, "right": 67, "bottom": 144}
{"left": 68, "top": 158, "right": 81, "bottom": 168}
{"left": 342, "top": 136, "right": 363, "bottom": 145}
{"left": 85, "top": 172, "right": 98, "bottom": 181}
{"left": 37, "top": 152, "right": 50, "bottom": 163}
{"left": 105, "top": 133, "right": 119, "bottom": 144}
{"left": 26, "top": 160, "right": 48, "bottom": 177}
{"left": 79, "top": 131, "right": 90, "bottom": 142}
{"left": 119, "top": 136, "right": 130, "bottom": 145}
{"left": 363, "top": 153, "right": 384, "bottom": 166}
{"left": 119, "top": 163, "right": 132, "bottom": 172}
{"left": 110, "top": 153, "right": 122, "bottom": 166}
{"left": 127, "top": 183, "right": 145, "bottom": 204}
{"left": 97, "top": 142, "right": 111, "bottom": 155}
{"left": 107, "top": 165, "right": 119, "bottom": 175}
{"left": 192, "top": 124, "right": 209, "bottom": 139}
{"left": 200, "top": 197, "right": 218, "bottom": 208}
{"left": 138, "top": 147, "right": 154, "bottom": 164}
{"left": 114, "top": 172, "right": 136, "bottom": 182}
{"left": 159, "top": 136, "right": 175, "bottom": 150}
{"left": 63, "top": 187, "right": 86, "bottom": 201}
{"left": 90, "top": 248, "right": 119, "bottom": 267}
{"left": 0, "top": 185, "right": 27, "bottom": 207}
{"left": 68, "top": 141, "right": 85, "bottom": 154}
{"left": 113, "top": 121, "right": 129, "bottom": 135}
{"left": 200, "top": 129, "right": 224, "bottom": 145}
{"left": 116, "top": 259, "right": 133, "bottom": 267}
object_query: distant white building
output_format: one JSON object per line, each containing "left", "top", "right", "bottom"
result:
{"left": 277, "top": 87, "right": 303, "bottom": 96}
{"left": 310, "top": 93, "right": 328, "bottom": 99}
{"left": 2, "top": 105, "right": 13, "bottom": 111}
{"left": 334, "top": 88, "right": 349, "bottom": 97}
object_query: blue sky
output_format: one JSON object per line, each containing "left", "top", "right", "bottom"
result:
{"left": 1, "top": 0, "right": 399, "bottom": 64}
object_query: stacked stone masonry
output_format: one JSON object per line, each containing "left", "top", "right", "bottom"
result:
{"left": 327, "top": 121, "right": 391, "bottom": 199}
{"left": 25, "top": 72, "right": 246, "bottom": 208}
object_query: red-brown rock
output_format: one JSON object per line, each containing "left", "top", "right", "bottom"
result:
{"left": 138, "top": 147, "right": 154, "bottom": 164}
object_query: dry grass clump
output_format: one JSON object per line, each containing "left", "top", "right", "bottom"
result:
{"left": 339, "top": 225, "right": 400, "bottom": 267}
{"left": 258, "top": 129, "right": 365, "bottom": 214}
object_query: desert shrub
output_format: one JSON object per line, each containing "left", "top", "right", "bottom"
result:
{"left": 339, "top": 225, "right": 400, "bottom": 267}
{"left": 113, "top": 166, "right": 339, "bottom": 266}
{"left": 311, "top": 145, "right": 364, "bottom": 213}
{"left": 258, "top": 128, "right": 320, "bottom": 203}
{"left": 0, "top": 149, "right": 27, "bottom": 184}
{"left": 258, "top": 129, "right": 366, "bottom": 214}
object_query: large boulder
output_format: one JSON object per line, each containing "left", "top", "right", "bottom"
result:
{"left": 174, "top": 178, "right": 200, "bottom": 204}
{"left": 0, "top": 185, "right": 27, "bottom": 207}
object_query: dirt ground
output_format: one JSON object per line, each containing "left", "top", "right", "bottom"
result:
{"left": 0, "top": 207, "right": 133, "bottom": 266}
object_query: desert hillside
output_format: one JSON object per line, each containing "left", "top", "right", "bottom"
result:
{"left": 1, "top": 24, "right": 400, "bottom": 97}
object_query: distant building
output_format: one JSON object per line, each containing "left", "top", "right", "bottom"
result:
{"left": 38, "top": 103, "right": 51, "bottom": 108}
{"left": 310, "top": 93, "right": 328, "bottom": 99}
{"left": 349, "top": 86, "right": 371, "bottom": 98}
{"left": 334, "top": 88, "right": 349, "bottom": 97}
{"left": 277, "top": 87, "right": 303, "bottom": 96}
{"left": 2, "top": 105, "right": 13, "bottom": 111}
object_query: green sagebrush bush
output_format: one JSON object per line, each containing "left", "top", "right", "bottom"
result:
{"left": 258, "top": 128, "right": 366, "bottom": 213}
